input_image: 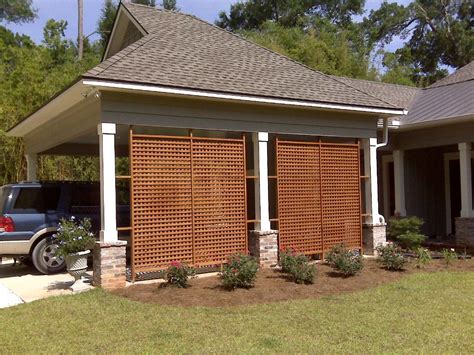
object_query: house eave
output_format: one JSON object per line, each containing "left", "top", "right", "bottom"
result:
{"left": 398, "top": 113, "right": 474, "bottom": 131}
{"left": 83, "top": 79, "right": 406, "bottom": 116}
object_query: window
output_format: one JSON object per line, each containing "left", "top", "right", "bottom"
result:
{"left": 71, "top": 184, "right": 100, "bottom": 208}
{"left": 13, "top": 187, "right": 60, "bottom": 213}
{"left": 0, "top": 187, "right": 8, "bottom": 213}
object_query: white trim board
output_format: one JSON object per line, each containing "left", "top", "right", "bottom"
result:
{"left": 83, "top": 79, "right": 406, "bottom": 116}
{"left": 382, "top": 154, "right": 394, "bottom": 219}
{"left": 443, "top": 151, "right": 474, "bottom": 235}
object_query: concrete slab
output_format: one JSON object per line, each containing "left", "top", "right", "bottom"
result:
{"left": 0, "top": 260, "right": 93, "bottom": 304}
{"left": 0, "top": 283, "right": 23, "bottom": 308}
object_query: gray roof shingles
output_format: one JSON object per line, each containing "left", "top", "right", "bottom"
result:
{"left": 83, "top": 3, "right": 399, "bottom": 110}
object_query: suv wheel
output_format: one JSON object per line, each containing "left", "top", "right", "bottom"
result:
{"left": 32, "top": 236, "right": 66, "bottom": 274}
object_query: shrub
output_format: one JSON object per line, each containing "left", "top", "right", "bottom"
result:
{"left": 279, "top": 248, "right": 298, "bottom": 273}
{"left": 166, "top": 261, "right": 196, "bottom": 288}
{"left": 441, "top": 248, "right": 457, "bottom": 266}
{"left": 388, "top": 216, "right": 426, "bottom": 250}
{"left": 221, "top": 253, "right": 259, "bottom": 289}
{"left": 414, "top": 247, "right": 432, "bottom": 268}
{"left": 376, "top": 243, "right": 406, "bottom": 271}
{"left": 54, "top": 217, "right": 95, "bottom": 257}
{"left": 326, "top": 244, "right": 363, "bottom": 276}
{"left": 290, "top": 255, "right": 316, "bottom": 284}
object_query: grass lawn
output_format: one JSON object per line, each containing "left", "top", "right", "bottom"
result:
{"left": 1, "top": 271, "right": 474, "bottom": 353}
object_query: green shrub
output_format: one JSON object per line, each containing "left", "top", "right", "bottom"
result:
{"left": 279, "top": 249, "right": 315, "bottom": 284}
{"left": 441, "top": 248, "right": 457, "bottom": 266}
{"left": 166, "top": 261, "right": 196, "bottom": 288}
{"left": 388, "top": 216, "right": 426, "bottom": 250}
{"left": 376, "top": 243, "right": 406, "bottom": 271}
{"left": 221, "top": 253, "right": 259, "bottom": 289}
{"left": 325, "top": 244, "right": 363, "bottom": 276}
{"left": 54, "top": 217, "right": 95, "bottom": 257}
{"left": 414, "top": 247, "right": 432, "bottom": 268}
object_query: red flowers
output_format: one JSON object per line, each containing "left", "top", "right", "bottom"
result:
{"left": 170, "top": 260, "right": 182, "bottom": 268}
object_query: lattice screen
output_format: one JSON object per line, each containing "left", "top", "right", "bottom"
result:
{"left": 277, "top": 140, "right": 362, "bottom": 254}
{"left": 130, "top": 133, "right": 247, "bottom": 279}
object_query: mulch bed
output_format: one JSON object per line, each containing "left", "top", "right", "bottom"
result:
{"left": 112, "top": 259, "right": 474, "bottom": 308}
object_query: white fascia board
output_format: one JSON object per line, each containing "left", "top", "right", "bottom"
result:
{"left": 7, "top": 81, "right": 88, "bottom": 137}
{"left": 82, "top": 79, "right": 406, "bottom": 116}
{"left": 398, "top": 113, "right": 474, "bottom": 131}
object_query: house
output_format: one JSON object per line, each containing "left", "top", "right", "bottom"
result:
{"left": 7, "top": 2, "right": 471, "bottom": 289}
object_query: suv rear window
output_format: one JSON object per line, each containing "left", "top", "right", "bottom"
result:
{"left": 12, "top": 187, "right": 61, "bottom": 213}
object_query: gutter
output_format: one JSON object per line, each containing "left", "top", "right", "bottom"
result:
{"left": 82, "top": 79, "right": 406, "bottom": 116}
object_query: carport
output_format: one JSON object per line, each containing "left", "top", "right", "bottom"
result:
{"left": 7, "top": 2, "right": 404, "bottom": 287}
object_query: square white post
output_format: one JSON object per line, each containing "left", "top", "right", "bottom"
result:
{"left": 98, "top": 123, "right": 118, "bottom": 242}
{"left": 393, "top": 150, "right": 407, "bottom": 216}
{"left": 459, "top": 142, "right": 473, "bottom": 218}
{"left": 252, "top": 132, "right": 271, "bottom": 231}
{"left": 25, "top": 154, "right": 37, "bottom": 181}
{"left": 362, "top": 138, "right": 382, "bottom": 225}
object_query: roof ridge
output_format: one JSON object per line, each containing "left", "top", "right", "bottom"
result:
{"left": 334, "top": 75, "right": 420, "bottom": 90}
{"left": 123, "top": 1, "right": 398, "bottom": 109}
{"left": 426, "top": 77, "right": 474, "bottom": 89}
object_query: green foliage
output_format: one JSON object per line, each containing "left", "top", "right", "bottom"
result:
{"left": 364, "top": 0, "right": 474, "bottom": 84}
{"left": 376, "top": 243, "right": 407, "bottom": 271}
{"left": 414, "top": 247, "right": 432, "bottom": 268}
{"left": 388, "top": 216, "right": 426, "bottom": 250}
{"left": 0, "top": 0, "right": 36, "bottom": 23}
{"left": 279, "top": 249, "right": 316, "bottom": 284}
{"left": 162, "top": 0, "right": 179, "bottom": 11}
{"left": 441, "top": 248, "right": 457, "bottom": 266}
{"left": 325, "top": 244, "right": 363, "bottom": 276}
{"left": 221, "top": 253, "right": 259, "bottom": 289}
{"left": 166, "top": 261, "right": 196, "bottom": 288}
{"left": 53, "top": 217, "right": 95, "bottom": 257}
{"left": 97, "top": 0, "right": 118, "bottom": 50}
{"left": 216, "top": 0, "right": 365, "bottom": 31}
{"left": 243, "top": 21, "right": 374, "bottom": 79}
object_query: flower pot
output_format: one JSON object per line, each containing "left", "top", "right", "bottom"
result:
{"left": 66, "top": 250, "right": 90, "bottom": 282}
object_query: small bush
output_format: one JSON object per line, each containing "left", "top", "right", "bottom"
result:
{"left": 326, "top": 244, "right": 363, "bottom": 276}
{"left": 221, "top": 253, "right": 259, "bottom": 289}
{"left": 414, "top": 247, "right": 432, "bottom": 268}
{"left": 279, "top": 249, "right": 315, "bottom": 284}
{"left": 376, "top": 243, "right": 406, "bottom": 271}
{"left": 441, "top": 248, "right": 457, "bottom": 266}
{"left": 388, "top": 216, "right": 426, "bottom": 250}
{"left": 166, "top": 261, "right": 196, "bottom": 288}
{"left": 54, "top": 217, "right": 95, "bottom": 257}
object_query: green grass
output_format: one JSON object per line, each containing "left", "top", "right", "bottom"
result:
{"left": 1, "top": 271, "right": 474, "bottom": 353}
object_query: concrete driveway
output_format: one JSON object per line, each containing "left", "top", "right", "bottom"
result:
{"left": 0, "top": 259, "right": 92, "bottom": 308}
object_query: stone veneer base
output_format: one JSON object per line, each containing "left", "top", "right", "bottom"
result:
{"left": 455, "top": 218, "right": 474, "bottom": 246}
{"left": 93, "top": 241, "right": 127, "bottom": 289}
{"left": 249, "top": 230, "right": 279, "bottom": 268}
{"left": 362, "top": 223, "right": 387, "bottom": 256}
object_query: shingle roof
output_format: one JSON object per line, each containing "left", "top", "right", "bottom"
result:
{"left": 332, "top": 76, "right": 420, "bottom": 110}
{"left": 83, "top": 3, "right": 399, "bottom": 110}
{"left": 399, "top": 61, "right": 474, "bottom": 125}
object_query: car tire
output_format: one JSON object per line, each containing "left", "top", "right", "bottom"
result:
{"left": 31, "top": 236, "right": 66, "bottom": 275}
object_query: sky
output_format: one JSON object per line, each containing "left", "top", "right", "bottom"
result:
{"left": 6, "top": 0, "right": 410, "bottom": 51}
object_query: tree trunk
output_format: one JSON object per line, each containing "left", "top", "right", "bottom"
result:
{"left": 78, "top": 0, "right": 84, "bottom": 60}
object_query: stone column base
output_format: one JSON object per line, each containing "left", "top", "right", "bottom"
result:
{"left": 362, "top": 223, "right": 387, "bottom": 255}
{"left": 249, "top": 230, "right": 279, "bottom": 268}
{"left": 455, "top": 218, "right": 474, "bottom": 246}
{"left": 93, "top": 241, "right": 127, "bottom": 289}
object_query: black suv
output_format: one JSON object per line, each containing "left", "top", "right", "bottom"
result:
{"left": 0, "top": 182, "right": 130, "bottom": 274}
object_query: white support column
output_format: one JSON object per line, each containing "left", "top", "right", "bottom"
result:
{"left": 393, "top": 150, "right": 407, "bottom": 216}
{"left": 362, "top": 138, "right": 382, "bottom": 225}
{"left": 25, "top": 154, "right": 37, "bottom": 181}
{"left": 252, "top": 132, "right": 271, "bottom": 231}
{"left": 459, "top": 142, "right": 473, "bottom": 218}
{"left": 98, "top": 123, "right": 118, "bottom": 243}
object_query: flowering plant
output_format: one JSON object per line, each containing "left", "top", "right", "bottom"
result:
{"left": 53, "top": 217, "right": 95, "bottom": 257}
{"left": 166, "top": 261, "right": 196, "bottom": 288}
{"left": 221, "top": 253, "right": 259, "bottom": 289}
{"left": 326, "top": 244, "right": 364, "bottom": 276}
{"left": 376, "top": 243, "right": 406, "bottom": 271}
{"left": 279, "top": 247, "right": 316, "bottom": 284}
{"left": 441, "top": 248, "right": 457, "bottom": 266}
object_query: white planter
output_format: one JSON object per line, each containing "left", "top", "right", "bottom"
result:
{"left": 66, "top": 250, "right": 90, "bottom": 282}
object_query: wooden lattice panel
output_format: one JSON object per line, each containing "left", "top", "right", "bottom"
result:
{"left": 130, "top": 133, "right": 247, "bottom": 278}
{"left": 276, "top": 140, "right": 361, "bottom": 255}
{"left": 320, "top": 144, "right": 362, "bottom": 250}
{"left": 277, "top": 140, "right": 323, "bottom": 254}
{"left": 131, "top": 136, "right": 193, "bottom": 273}
{"left": 192, "top": 139, "right": 247, "bottom": 266}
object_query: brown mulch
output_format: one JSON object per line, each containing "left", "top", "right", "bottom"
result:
{"left": 111, "top": 259, "right": 474, "bottom": 308}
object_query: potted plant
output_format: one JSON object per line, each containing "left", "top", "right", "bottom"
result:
{"left": 54, "top": 217, "right": 95, "bottom": 291}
